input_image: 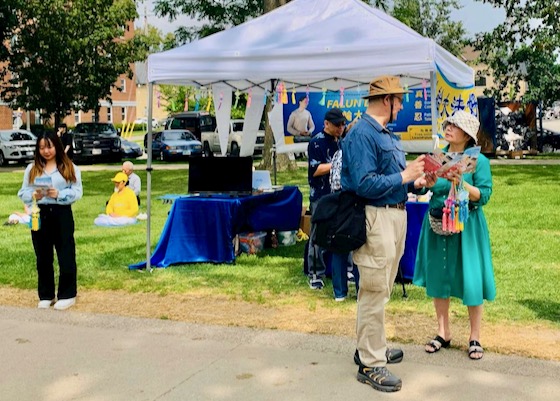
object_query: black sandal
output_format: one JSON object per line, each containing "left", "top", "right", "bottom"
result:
{"left": 468, "top": 340, "right": 484, "bottom": 360}
{"left": 425, "top": 335, "right": 451, "bottom": 353}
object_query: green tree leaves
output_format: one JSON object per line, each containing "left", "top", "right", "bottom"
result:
{"left": 392, "top": 0, "right": 467, "bottom": 56}
{"left": 473, "top": 0, "right": 560, "bottom": 106}
{"left": 1, "top": 0, "right": 141, "bottom": 126}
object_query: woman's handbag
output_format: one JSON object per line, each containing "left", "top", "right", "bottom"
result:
{"left": 428, "top": 208, "right": 456, "bottom": 236}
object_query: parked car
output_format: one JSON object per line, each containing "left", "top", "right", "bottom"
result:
{"left": 121, "top": 138, "right": 143, "bottom": 159}
{"left": 145, "top": 129, "right": 202, "bottom": 161}
{"left": 72, "top": 122, "right": 122, "bottom": 164}
{"left": 537, "top": 129, "right": 560, "bottom": 153}
{"left": 133, "top": 117, "right": 159, "bottom": 129}
{"left": 0, "top": 129, "right": 37, "bottom": 166}
{"left": 164, "top": 111, "right": 216, "bottom": 142}
{"left": 202, "top": 119, "right": 265, "bottom": 156}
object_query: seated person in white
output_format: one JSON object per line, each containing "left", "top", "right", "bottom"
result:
{"left": 94, "top": 172, "right": 139, "bottom": 226}
{"left": 5, "top": 204, "right": 31, "bottom": 225}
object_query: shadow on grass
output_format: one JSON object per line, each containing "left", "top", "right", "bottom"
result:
{"left": 518, "top": 299, "right": 560, "bottom": 323}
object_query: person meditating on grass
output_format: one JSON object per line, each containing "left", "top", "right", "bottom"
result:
{"left": 94, "top": 172, "right": 139, "bottom": 226}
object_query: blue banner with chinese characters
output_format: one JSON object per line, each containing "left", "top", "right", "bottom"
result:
{"left": 282, "top": 87, "right": 432, "bottom": 139}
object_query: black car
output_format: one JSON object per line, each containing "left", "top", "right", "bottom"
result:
{"left": 72, "top": 122, "right": 122, "bottom": 164}
{"left": 537, "top": 129, "right": 560, "bottom": 153}
{"left": 121, "top": 138, "right": 143, "bottom": 159}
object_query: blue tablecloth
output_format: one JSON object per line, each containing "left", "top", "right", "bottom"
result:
{"left": 130, "top": 186, "right": 303, "bottom": 269}
{"left": 400, "top": 201, "right": 430, "bottom": 280}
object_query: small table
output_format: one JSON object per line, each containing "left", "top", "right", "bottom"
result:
{"left": 131, "top": 186, "right": 303, "bottom": 269}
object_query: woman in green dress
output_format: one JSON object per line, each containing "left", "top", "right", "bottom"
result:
{"left": 413, "top": 110, "right": 495, "bottom": 360}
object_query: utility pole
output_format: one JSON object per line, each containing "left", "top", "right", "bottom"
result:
{"left": 144, "top": 3, "right": 148, "bottom": 34}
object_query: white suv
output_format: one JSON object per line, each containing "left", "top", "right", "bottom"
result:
{"left": 202, "top": 119, "right": 265, "bottom": 156}
{"left": 0, "top": 129, "right": 36, "bottom": 166}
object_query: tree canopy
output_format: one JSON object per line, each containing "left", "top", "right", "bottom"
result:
{"left": 0, "top": 0, "right": 24, "bottom": 62}
{"left": 1, "top": 0, "right": 141, "bottom": 126}
{"left": 473, "top": 0, "right": 560, "bottom": 106}
{"left": 392, "top": 0, "right": 467, "bottom": 57}
{"left": 153, "top": 0, "right": 389, "bottom": 44}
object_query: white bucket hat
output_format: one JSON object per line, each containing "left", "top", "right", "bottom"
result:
{"left": 443, "top": 110, "right": 480, "bottom": 144}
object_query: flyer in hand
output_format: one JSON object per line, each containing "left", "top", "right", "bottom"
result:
{"left": 33, "top": 176, "right": 53, "bottom": 194}
{"left": 423, "top": 146, "right": 481, "bottom": 177}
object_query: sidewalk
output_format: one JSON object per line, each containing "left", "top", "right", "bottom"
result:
{"left": 1, "top": 305, "right": 559, "bottom": 401}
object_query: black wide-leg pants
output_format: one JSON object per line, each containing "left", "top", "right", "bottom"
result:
{"left": 31, "top": 204, "right": 77, "bottom": 301}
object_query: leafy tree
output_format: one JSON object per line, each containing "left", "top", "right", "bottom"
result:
{"left": 391, "top": 0, "right": 467, "bottom": 56}
{"left": 134, "top": 25, "right": 176, "bottom": 60}
{"left": 0, "top": 0, "right": 24, "bottom": 62}
{"left": 473, "top": 0, "right": 560, "bottom": 106}
{"left": 1, "top": 0, "right": 140, "bottom": 127}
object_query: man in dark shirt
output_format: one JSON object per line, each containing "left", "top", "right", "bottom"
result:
{"left": 57, "top": 123, "right": 73, "bottom": 160}
{"left": 341, "top": 76, "right": 426, "bottom": 393}
{"left": 306, "top": 108, "right": 347, "bottom": 290}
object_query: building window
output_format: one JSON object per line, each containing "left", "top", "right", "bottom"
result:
{"left": 475, "top": 72, "right": 487, "bottom": 87}
{"left": 121, "top": 107, "right": 126, "bottom": 121}
{"left": 107, "top": 107, "right": 112, "bottom": 122}
{"left": 121, "top": 78, "right": 126, "bottom": 93}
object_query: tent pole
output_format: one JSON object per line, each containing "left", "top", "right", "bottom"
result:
{"left": 430, "top": 71, "right": 438, "bottom": 149}
{"left": 273, "top": 145, "right": 277, "bottom": 185}
{"left": 146, "top": 82, "right": 154, "bottom": 272}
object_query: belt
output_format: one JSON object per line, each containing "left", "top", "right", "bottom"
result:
{"left": 380, "top": 202, "right": 406, "bottom": 210}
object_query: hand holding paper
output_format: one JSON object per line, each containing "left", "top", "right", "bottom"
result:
{"left": 423, "top": 147, "right": 481, "bottom": 178}
{"left": 32, "top": 176, "right": 54, "bottom": 199}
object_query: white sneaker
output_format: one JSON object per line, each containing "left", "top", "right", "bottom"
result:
{"left": 53, "top": 297, "right": 76, "bottom": 310}
{"left": 137, "top": 213, "right": 147, "bottom": 220}
{"left": 38, "top": 299, "right": 54, "bottom": 309}
{"left": 334, "top": 297, "right": 346, "bottom": 302}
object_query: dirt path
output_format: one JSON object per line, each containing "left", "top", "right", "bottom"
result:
{"left": 2, "top": 288, "right": 558, "bottom": 361}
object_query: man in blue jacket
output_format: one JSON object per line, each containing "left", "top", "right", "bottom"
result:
{"left": 341, "top": 76, "right": 426, "bottom": 392}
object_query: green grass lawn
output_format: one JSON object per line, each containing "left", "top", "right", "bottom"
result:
{"left": 1, "top": 164, "right": 559, "bottom": 328}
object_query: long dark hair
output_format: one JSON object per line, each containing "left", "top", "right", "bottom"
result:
{"left": 29, "top": 130, "right": 76, "bottom": 183}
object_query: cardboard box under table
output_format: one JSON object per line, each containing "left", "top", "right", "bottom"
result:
{"left": 130, "top": 186, "right": 303, "bottom": 268}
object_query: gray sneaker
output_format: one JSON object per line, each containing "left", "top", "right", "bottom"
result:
{"left": 308, "top": 275, "right": 324, "bottom": 290}
{"left": 357, "top": 365, "right": 402, "bottom": 392}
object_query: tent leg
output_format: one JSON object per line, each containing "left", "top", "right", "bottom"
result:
{"left": 146, "top": 82, "right": 154, "bottom": 273}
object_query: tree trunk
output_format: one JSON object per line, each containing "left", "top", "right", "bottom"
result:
{"left": 260, "top": 1, "right": 296, "bottom": 173}
{"left": 264, "top": 0, "right": 290, "bottom": 12}
{"left": 258, "top": 96, "right": 297, "bottom": 173}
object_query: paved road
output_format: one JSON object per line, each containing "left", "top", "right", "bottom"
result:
{"left": 1, "top": 305, "right": 559, "bottom": 401}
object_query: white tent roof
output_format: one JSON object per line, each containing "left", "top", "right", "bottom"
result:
{"left": 147, "top": 0, "right": 474, "bottom": 90}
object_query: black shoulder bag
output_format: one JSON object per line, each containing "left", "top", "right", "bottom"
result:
{"left": 311, "top": 191, "right": 366, "bottom": 253}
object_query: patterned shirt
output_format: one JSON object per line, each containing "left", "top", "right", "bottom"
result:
{"left": 308, "top": 131, "right": 340, "bottom": 202}
{"left": 329, "top": 149, "right": 342, "bottom": 192}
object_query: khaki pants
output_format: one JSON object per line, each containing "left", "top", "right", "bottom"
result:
{"left": 354, "top": 206, "right": 407, "bottom": 367}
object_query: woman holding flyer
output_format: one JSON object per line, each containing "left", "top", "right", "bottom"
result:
{"left": 413, "top": 110, "right": 495, "bottom": 360}
{"left": 18, "top": 130, "right": 83, "bottom": 310}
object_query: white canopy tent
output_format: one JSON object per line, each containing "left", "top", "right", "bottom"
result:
{"left": 142, "top": 0, "right": 474, "bottom": 270}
